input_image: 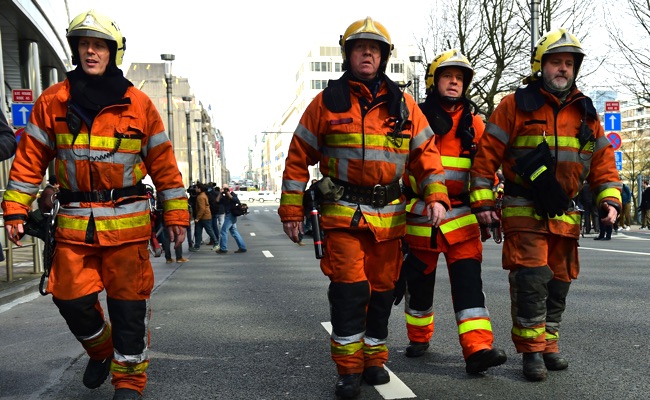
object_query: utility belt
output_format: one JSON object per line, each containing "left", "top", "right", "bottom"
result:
{"left": 333, "top": 178, "right": 401, "bottom": 208}
{"left": 58, "top": 182, "right": 147, "bottom": 203}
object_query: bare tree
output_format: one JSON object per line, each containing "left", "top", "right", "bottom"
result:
{"left": 619, "top": 114, "right": 650, "bottom": 211}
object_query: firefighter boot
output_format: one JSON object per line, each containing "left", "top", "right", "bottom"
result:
{"left": 543, "top": 353, "right": 569, "bottom": 370}
{"left": 113, "top": 388, "right": 142, "bottom": 400}
{"left": 405, "top": 341, "right": 430, "bottom": 358}
{"left": 334, "top": 374, "right": 361, "bottom": 399}
{"left": 362, "top": 366, "right": 390, "bottom": 385}
{"left": 465, "top": 348, "right": 507, "bottom": 374}
{"left": 522, "top": 352, "right": 548, "bottom": 381}
{"left": 82, "top": 357, "right": 111, "bottom": 389}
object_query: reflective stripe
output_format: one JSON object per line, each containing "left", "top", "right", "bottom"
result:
{"left": 458, "top": 318, "right": 493, "bottom": 335}
{"left": 331, "top": 341, "right": 364, "bottom": 356}
{"left": 111, "top": 359, "right": 149, "bottom": 373}
{"left": 282, "top": 179, "right": 307, "bottom": 192}
{"left": 439, "top": 213, "right": 477, "bottom": 235}
{"left": 406, "top": 224, "right": 430, "bottom": 237}
{"left": 163, "top": 198, "right": 189, "bottom": 212}
{"left": 410, "top": 125, "right": 434, "bottom": 150}
{"left": 324, "top": 147, "right": 409, "bottom": 164}
{"left": 546, "top": 331, "right": 559, "bottom": 341}
{"left": 281, "top": 193, "right": 303, "bottom": 206}
{"left": 470, "top": 188, "right": 494, "bottom": 203}
{"left": 485, "top": 122, "right": 509, "bottom": 145}
{"left": 325, "top": 132, "right": 411, "bottom": 150}
{"left": 502, "top": 206, "right": 581, "bottom": 225}
{"left": 456, "top": 307, "right": 489, "bottom": 321}
{"left": 159, "top": 187, "right": 187, "bottom": 202}
{"left": 95, "top": 213, "right": 150, "bottom": 232}
{"left": 363, "top": 343, "right": 388, "bottom": 354}
{"left": 596, "top": 187, "right": 623, "bottom": 205}
{"left": 441, "top": 155, "right": 471, "bottom": 169}
{"left": 25, "top": 122, "right": 56, "bottom": 149}
{"left": 145, "top": 130, "right": 169, "bottom": 157}
{"left": 512, "top": 326, "right": 545, "bottom": 339}
{"left": 294, "top": 123, "right": 319, "bottom": 151}
{"left": 2, "top": 189, "right": 36, "bottom": 206}
{"left": 364, "top": 336, "right": 387, "bottom": 347}
{"left": 405, "top": 312, "right": 434, "bottom": 326}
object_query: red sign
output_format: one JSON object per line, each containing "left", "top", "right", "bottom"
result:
{"left": 12, "top": 89, "right": 33, "bottom": 103}
{"left": 605, "top": 101, "right": 620, "bottom": 112}
{"left": 607, "top": 132, "right": 622, "bottom": 150}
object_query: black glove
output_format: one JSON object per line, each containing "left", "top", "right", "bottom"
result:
{"left": 394, "top": 252, "right": 428, "bottom": 306}
{"left": 513, "top": 141, "right": 569, "bottom": 218}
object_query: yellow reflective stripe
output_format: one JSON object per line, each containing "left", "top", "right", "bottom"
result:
{"left": 2, "top": 190, "right": 35, "bottom": 206}
{"left": 405, "top": 197, "right": 417, "bottom": 213}
{"left": 280, "top": 193, "right": 303, "bottom": 206}
{"left": 364, "top": 213, "right": 405, "bottom": 228}
{"left": 111, "top": 360, "right": 149, "bottom": 374}
{"left": 331, "top": 341, "right": 364, "bottom": 356}
{"left": 458, "top": 319, "right": 492, "bottom": 335}
{"left": 546, "top": 331, "right": 559, "bottom": 341}
{"left": 322, "top": 204, "right": 356, "bottom": 217}
{"left": 325, "top": 133, "right": 410, "bottom": 150}
{"left": 470, "top": 188, "right": 494, "bottom": 203}
{"left": 134, "top": 164, "right": 145, "bottom": 182}
{"left": 95, "top": 213, "right": 150, "bottom": 231}
{"left": 364, "top": 344, "right": 388, "bottom": 355}
{"left": 530, "top": 165, "right": 547, "bottom": 181}
{"left": 406, "top": 313, "right": 433, "bottom": 327}
{"left": 441, "top": 155, "right": 471, "bottom": 169}
{"left": 56, "top": 132, "right": 84, "bottom": 145}
{"left": 440, "top": 214, "right": 477, "bottom": 235}
{"left": 423, "top": 182, "right": 447, "bottom": 198}
{"left": 512, "top": 326, "right": 545, "bottom": 339}
{"left": 513, "top": 135, "right": 580, "bottom": 149}
{"left": 84, "top": 325, "right": 112, "bottom": 348}
{"left": 502, "top": 206, "right": 581, "bottom": 224}
{"left": 163, "top": 199, "right": 188, "bottom": 212}
{"left": 596, "top": 188, "right": 622, "bottom": 205}
{"left": 57, "top": 215, "right": 89, "bottom": 231}
{"left": 406, "top": 224, "right": 431, "bottom": 237}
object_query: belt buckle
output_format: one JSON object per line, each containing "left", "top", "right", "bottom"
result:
{"left": 371, "top": 184, "right": 386, "bottom": 208}
{"left": 93, "top": 190, "right": 105, "bottom": 202}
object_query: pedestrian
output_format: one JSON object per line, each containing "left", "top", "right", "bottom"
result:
{"left": 640, "top": 180, "right": 650, "bottom": 229}
{"left": 577, "top": 181, "right": 595, "bottom": 234}
{"left": 0, "top": 105, "right": 17, "bottom": 159}
{"left": 216, "top": 184, "right": 247, "bottom": 254}
{"left": 279, "top": 17, "right": 449, "bottom": 399}
{"left": 1, "top": 10, "right": 189, "bottom": 400}
{"left": 155, "top": 192, "right": 188, "bottom": 264}
{"left": 189, "top": 183, "right": 219, "bottom": 252}
{"left": 617, "top": 182, "right": 632, "bottom": 231}
{"left": 469, "top": 28, "right": 621, "bottom": 382}
{"left": 207, "top": 182, "right": 224, "bottom": 247}
{"left": 397, "top": 49, "right": 506, "bottom": 374}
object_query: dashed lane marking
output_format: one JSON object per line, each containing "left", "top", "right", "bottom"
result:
{"left": 263, "top": 250, "right": 274, "bottom": 258}
{"left": 320, "top": 321, "right": 416, "bottom": 399}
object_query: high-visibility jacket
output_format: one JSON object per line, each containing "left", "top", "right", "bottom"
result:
{"left": 279, "top": 73, "right": 449, "bottom": 241}
{"left": 2, "top": 80, "right": 189, "bottom": 246}
{"left": 405, "top": 102, "right": 485, "bottom": 250}
{"left": 469, "top": 82, "right": 621, "bottom": 239}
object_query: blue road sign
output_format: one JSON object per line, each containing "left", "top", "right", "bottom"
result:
{"left": 614, "top": 151, "right": 622, "bottom": 171}
{"left": 604, "top": 112, "right": 621, "bottom": 131}
{"left": 11, "top": 103, "right": 34, "bottom": 127}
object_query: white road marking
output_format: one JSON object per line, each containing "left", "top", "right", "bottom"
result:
{"left": 579, "top": 247, "right": 650, "bottom": 256}
{"left": 250, "top": 232, "right": 256, "bottom": 236}
{"left": 262, "top": 250, "right": 274, "bottom": 258}
{"left": 0, "top": 292, "right": 40, "bottom": 314}
{"left": 320, "top": 321, "right": 417, "bottom": 399}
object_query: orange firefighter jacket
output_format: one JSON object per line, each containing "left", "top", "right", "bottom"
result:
{"left": 469, "top": 83, "right": 621, "bottom": 239}
{"left": 279, "top": 74, "right": 449, "bottom": 242}
{"left": 405, "top": 103, "right": 485, "bottom": 250}
{"left": 2, "top": 80, "right": 189, "bottom": 246}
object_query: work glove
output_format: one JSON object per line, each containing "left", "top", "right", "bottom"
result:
{"left": 394, "top": 252, "right": 428, "bottom": 306}
{"left": 513, "top": 141, "right": 570, "bottom": 218}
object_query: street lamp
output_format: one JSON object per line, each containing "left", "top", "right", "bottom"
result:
{"left": 409, "top": 55, "right": 423, "bottom": 103}
{"left": 160, "top": 54, "right": 175, "bottom": 146}
{"left": 182, "top": 95, "right": 193, "bottom": 185}
{"left": 194, "top": 117, "right": 203, "bottom": 182}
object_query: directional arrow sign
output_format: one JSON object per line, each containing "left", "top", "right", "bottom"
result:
{"left": 604, "top": 112, "right": 621, "bottom": 131}
{"left": 11, "top": 103, "right": 34, "bottom": 127}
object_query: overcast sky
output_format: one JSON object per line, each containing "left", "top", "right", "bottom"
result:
{"left": 65, "top": 0, "right": 430, "bottom": 176}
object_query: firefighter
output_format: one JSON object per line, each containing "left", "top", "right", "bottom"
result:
{"left": 469, "top": 28, "right": 621, "bottom": 381}
{"left": 397, "top": 49, "right": 507, "bottom": 374}
{"left": 2, "top": 10, "right": 189, "bottom": 400}
{"left": 279, "top": 17, "right": 449, "bottom": 399}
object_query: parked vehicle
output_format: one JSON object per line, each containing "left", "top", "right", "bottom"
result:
{"left": 255, "top": 191, "right": 280, "bottom": 202}
{"left": 233, "top": 190, "right": 257, "bottom": 202}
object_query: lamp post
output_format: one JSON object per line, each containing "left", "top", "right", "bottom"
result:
{"left": 194, "top": 117, "right": 203, "bottom": 182}
{"left": 182, "top": 96, "right": 193, "bottom": 185}
{"left": 160, "top": 54, "right": 175, "bottom": 146}
{"left": 409, "top": 55, "right": 423, "bottom": 103}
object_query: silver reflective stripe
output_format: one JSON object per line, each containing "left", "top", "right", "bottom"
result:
{"left": 282, "top": 179, "right": 307, "bottom": 192}
{"left": 410, "top": 125, "right": 434, "bottom": 150}
{"left": 331, "top": 331, "right": 365, "bottom": 345}
{"left": 6, "top": 180, "right": 40, "bottom": 195}
{"left": 364, "top": 335, "right": 387, "bottom": 346}
{"left": 485, "top": 122, "right": 509, "bottom": 145}
{"left": 25, "top": 122, "right": 56, "bottom": 149}
{"left": 295, "top": 123, "right": 318, "bottom": 151}
{"left": 159, "top": 187, "right": 187, "bottom": 201}
{"left": 145, "top": 130, "right": 169, "bottom": 158}
{"left": 456, "top": 306, "right": 489, "bottom": 322}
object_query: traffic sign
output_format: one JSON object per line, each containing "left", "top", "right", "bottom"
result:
{"left": 605, "top": 101, "right": 620, "bottom": 112}
{"left": 604, "top": 113, "right": 621, "bottom": 131}
{"left": 11, "top": 103, "right": 34, "bottom": 127}
{"left": 614, "top": 151, "right": 622, "bottom": 171}
{"left": 12, "top": 89, "right": 33, "bottom": 103}
{"left": 607, "top": 132, "right": 622, "bottom": 150}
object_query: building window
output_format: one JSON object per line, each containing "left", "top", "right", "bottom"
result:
{"left": 334, "top": 62, "right": 342, "bottom": 72}
{"left": 311, "top": 80, "right": 329, "bottom": 90}
{"left": 390, "top": 63, "right": 403, "bottom": 74}
{"left": 311, "top": 62, "right": 332, "bottom": 72}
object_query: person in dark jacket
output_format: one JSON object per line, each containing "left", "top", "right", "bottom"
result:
{"left": 216, "top": 184, "right": 247, "bottom": 253}
{"left": 641, "top": 181, "right": 650, "bottom": 229}
{"left": 0, "top": 107, "right": 17, "bottom": 160}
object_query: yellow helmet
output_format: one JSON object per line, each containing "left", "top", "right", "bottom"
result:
{"left": 527, "top": 28, "right": 584, "bottom": 83}
{"left": 67, "top": 10, "right": 126, "bottom": 66}
{"left": 339, "top": 17, "right": 393, "bottom": 73}
{"left": 425, "top": 49, "right": 474, "bottom": 95}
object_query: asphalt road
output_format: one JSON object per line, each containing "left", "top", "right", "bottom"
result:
{"left": 0, "top": 202, "right": 648, "bottom": 400}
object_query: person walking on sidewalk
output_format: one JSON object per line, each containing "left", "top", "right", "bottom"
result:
{"left": 640, "top": 180, "right": 650, "bottom": 229}
{"left": 469, "top": 28, "right": 621, "bottom": 382}
{"left": 279, "top": 16, "right": 448, "bottom": 399}
{"left": 2, "top": 10, "right": 189, "bottom": 400}
{"left": 398, "top": 49, "right": 506, "bottom": 374}
{"left": 217, "top": 184, "right": 247, "bottom": 254}
{"left": 189, "top": 183, "right": 219, "bottom": 252}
